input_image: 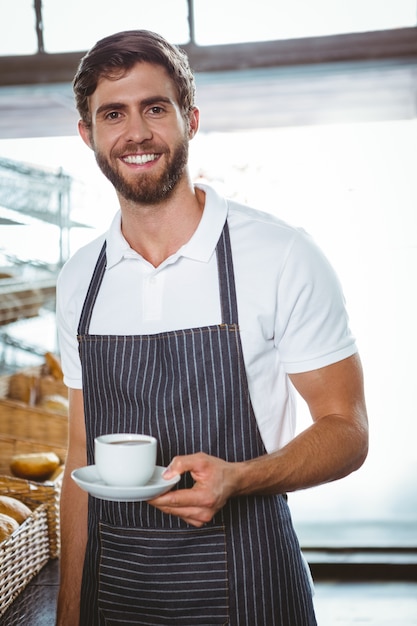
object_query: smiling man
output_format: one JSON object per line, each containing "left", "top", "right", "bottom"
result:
{"left": 83, "top": 65, "right": 194, "bottom": 208}
{"left": 56, "top": 30, "right": 368, "bottom": 626}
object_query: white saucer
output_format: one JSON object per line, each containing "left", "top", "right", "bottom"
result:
{"left": 71, "top": 465, "right": 180, "bottom": 502}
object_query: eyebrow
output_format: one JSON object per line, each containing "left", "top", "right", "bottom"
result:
{"left": 95, "top": 96, "right": 174, "bottom": 118}
{"left": 95, "top": 102, "right": 125, "bottom": 117}
{"left": 141, "top": 96, "right": 174, "bottom": 108}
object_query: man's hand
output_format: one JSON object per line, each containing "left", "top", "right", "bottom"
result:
{"left": 149, "top": 452, "right": 240, "bottom": 527}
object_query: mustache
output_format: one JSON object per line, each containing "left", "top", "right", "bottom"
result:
{"left": 114, "top": 142, "right": 167, "bottom": 158}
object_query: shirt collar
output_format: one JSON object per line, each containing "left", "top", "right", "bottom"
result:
{"left": 105, "top": 183, "right": 228, "bottom": 269}
{"left": 105, "top": 212, "right": 133, "bottom": 269}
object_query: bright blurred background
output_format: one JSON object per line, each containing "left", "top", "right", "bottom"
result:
{"left": 0, "top": 0, "right": 416, "bottom": 546}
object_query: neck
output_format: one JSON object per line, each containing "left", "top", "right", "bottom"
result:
{"left": 119, "top": 182, "right": 205, "bottom": 267}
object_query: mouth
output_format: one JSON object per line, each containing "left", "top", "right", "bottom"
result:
{"left": 121, "top": 153, "right": 159, "bottom": 165}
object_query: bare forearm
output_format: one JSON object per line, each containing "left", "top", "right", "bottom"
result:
{"left": 235, "top": 354, "right": 369, "bottom": 496}
{"left": 235, "top": 412, "right": 368, "bottom": 497}
{"left": 56, "top": 387, "right": 88, "bottom": 624}
{"left": 56, "top": 466, "right": 88, "bottom": 625}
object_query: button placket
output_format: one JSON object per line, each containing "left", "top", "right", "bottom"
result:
{"left": 143, "top": 271, "right": 164, "bottom": 321}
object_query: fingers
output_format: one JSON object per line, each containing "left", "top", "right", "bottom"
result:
{"left": 150, "top": 452, "right": 230, "bottom": 526}
{"left": 148, "top": 489, "right": 214, "bottom": 527}
{"left": 153, "top": 500, "right": 212, "bottom": 528}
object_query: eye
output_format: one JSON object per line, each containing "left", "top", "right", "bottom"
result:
{"left": 106, "top": 111, "right": 121, "bottom": 120}
{"left": 148, "top": 105, "right": 165, "bottom": 115}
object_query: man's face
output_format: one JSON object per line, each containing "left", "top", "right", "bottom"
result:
{"left": 80, "top": 62, "right": 198, "bottom": 205}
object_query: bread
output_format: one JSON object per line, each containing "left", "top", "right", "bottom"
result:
{"left": 0, "top": 496, "right": 31, "bottom": 524}
{"left": 10, "top": 452, "right": 61, "bottom": 481}
{"left": 39, "top": 394, "right": 69, "bottom": 415}
{"left": 7, "top": 372, "right": 38, "bottom": 404}
{"left": 0, "top": 513, "right": 19, "bottom": 542}
{"left": 44, "top": 352, "right": 64, "bottom": 381}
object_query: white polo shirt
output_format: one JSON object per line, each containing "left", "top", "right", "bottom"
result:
{"left": 56, "top": 183, "right": 356, "bottom": 452}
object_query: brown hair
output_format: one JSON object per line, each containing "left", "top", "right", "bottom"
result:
{"left": 73, "top": 30, "right": 196, "bottom": 127}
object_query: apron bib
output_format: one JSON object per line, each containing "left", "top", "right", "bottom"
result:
{"left": 77, "top": 222, "right": 316, "bottom": 625}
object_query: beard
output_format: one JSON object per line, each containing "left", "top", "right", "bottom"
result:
{"left": 94, "top": 138, "right": 189, "bottom": 205}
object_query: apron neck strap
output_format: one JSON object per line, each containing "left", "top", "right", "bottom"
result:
{"left": 216, "top": 220, "right": 239, "bottom": 326}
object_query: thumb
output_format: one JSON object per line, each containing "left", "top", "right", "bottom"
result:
{"left": 162, "top": 456, "right": 183, "bottom": 480}
{"left": 162, "top": 453, "right": 200, "bottom": 480}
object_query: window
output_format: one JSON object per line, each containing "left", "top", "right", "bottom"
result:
{"left": 0, "top": 0, "right": 38, "bottom": 55}
{"left": 194, "top": 0, "right": 417, "bottom": 45}
{"left": 41, "top": 0, "right": 190, "bottom": 53}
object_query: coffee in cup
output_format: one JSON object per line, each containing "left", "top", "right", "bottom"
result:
{"left": 94, "top": 433, "right": 157, "bottom": 487}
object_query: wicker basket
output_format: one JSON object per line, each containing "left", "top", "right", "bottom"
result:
{"left": 0, "top": 472, "right": 63, "bottom": 559}
{"left": 0, "top": 400, "right": 68, "bottom": 464}
{"left": 0, "top": 501, "right": 50, "bottom": 617}
{"left": 0, "top": 365, "right": 68, "bottom": 558}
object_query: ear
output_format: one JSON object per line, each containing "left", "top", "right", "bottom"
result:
{"left": 78, "top": 120, "right": 94, "bottom": 149}
{"left": 188, "top": 106, "right": 200, "bottom": 139}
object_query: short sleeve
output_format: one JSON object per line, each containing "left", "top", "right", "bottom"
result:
{"left": 275, "top": 229, "right": 357, "bottom": 373}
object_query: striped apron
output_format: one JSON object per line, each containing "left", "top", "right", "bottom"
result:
{"left": 77, "top": 222, "right": 317, "bottom": 625}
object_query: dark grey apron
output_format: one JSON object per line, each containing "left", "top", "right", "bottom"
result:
{"left": 77, "top": 222, "right": 316, "bottom": 625}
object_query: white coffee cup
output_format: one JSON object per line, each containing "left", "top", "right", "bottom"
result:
{"left": 94, "top": 433, "right": 157, "bottom": 487}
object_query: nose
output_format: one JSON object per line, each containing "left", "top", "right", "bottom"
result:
{"left": 124, "top": 111, "right": 152, "bottom": 144}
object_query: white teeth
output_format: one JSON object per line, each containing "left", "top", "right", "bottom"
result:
{"left": 122, "top": 154, "right": 157, "bottom": 164}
